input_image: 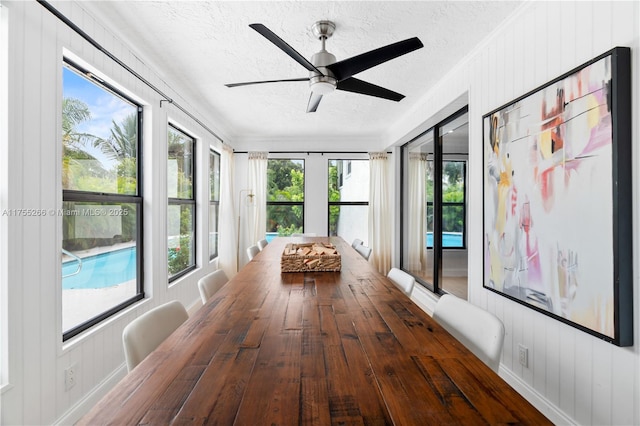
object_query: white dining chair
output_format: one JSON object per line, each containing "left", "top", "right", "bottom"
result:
{"left": 387, "top": 268, "right": 415, "bottom": 297}
{"left": 291, "top": 232, "right": 317, "bottom": 237}
{"left": 351, "top": 238, "right": 363, "bottom": 249}
{"left": 122, "top": 300, "right": 189, "bottom": 372}
{"left": 257, "top": 239, "right": 269, "bottom": 251}
{"left": 432, "top": 294, "right": 505, "bottom": 373}
{"left": 355, "top": 244, "right": 372, "bottom": 261}
{"left": 197, "top": 269, "right": 228, "bottom": 305}
{"left": 246, "top": 245, "right": 260, "bottom": 261}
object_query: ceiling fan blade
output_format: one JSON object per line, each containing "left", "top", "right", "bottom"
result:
{"left": 225, "top": 77, "right": 309, "bottom": 88}
{"left": 307, "top": 92, "right": 322, "bottom": 113}
{"left": 336, "top": 77, "right": 405, "bottom": 101}
{"left": 249, "top": 24, "right": 323, "bottom": 75}
{"left": 327, "top": 37, "right": 423, "bottom": 81}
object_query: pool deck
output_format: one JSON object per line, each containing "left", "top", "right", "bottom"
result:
{"left": 62, "top": 279, "right": 136, "bottom": 333}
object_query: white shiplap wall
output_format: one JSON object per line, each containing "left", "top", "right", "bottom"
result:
{"left": 392, "top": 2, "right": 639, "bottom": 425}
{"left": 0, "top": 1, "right": 226, "bottom": 424}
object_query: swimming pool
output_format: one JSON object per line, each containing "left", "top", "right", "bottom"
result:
{"left": 62, "top": 246, "right": 137, "bottom": 289}
{"left": 427, "top": 232, "right": 464, "bottom": 248}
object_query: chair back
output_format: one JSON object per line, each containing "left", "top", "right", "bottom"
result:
{"left": 246, "top": 245, "right": 260, "bottom": 261}
{"left": 387, "top": 268, "right": 415, "bottom": 297}
{"left": 351, "top": 238, "right": 363, "bottom": 249}
{"left": 355, "top": 244, "right": 372, "bottom": 260}
{"left": 291, "top": 232, "right": 317, "bottom": 237}
{"left": 198, "top": 269, "right": 228, "bottom": 305}
{"left": 257, "top": 239, "right": 269, "bottom": 251}
{"left": 432, "top": 294, "right": 505, "bottom": 372}
{"left": 122, "top": 300, "right": 188, "bottom": 372}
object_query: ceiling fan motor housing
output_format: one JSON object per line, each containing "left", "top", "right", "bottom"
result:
{"left": 310, "top": 50, "right": 337, "bottom": 94}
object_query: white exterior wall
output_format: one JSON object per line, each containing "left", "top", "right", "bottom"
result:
{"left": 335, "top": 160, "right": 369, "bottom": 247}
{"left": 1, "top": 1, "right": 638, "bottom": 425}
{"left": 390, "top": 2, "right": 640, "bottom": 425}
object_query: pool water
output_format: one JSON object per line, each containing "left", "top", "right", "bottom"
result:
{"left": 62, "top": 246, "right": 137, "bottom": 289}
{"left": 426, "top": 232, "right": 464, "bottom": 248}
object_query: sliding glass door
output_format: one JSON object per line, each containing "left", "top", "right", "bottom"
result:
{"left": 401, "top": 107, "right": 468, "bottom": 297}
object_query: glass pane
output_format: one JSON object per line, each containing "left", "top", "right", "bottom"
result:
{"left": 328, "top": 159, "right": 369, "bottom": 202}
{"left": 209, "top": 203, "right": 219, "bottom": 259}
{"left": 210, "top": 151, "right": 220, "bottom": 201}
{"left": 168, "top": 126, "right": 194, "bottom": 199}
{"left": 402, "top": 130, "right": 434, "bottom": 289}
{"left": 442, "top": 160, "right": 465, "bottom": 249}
{"left": 328, "top": 205, "right": 368, "bottom": 246}
{"left": 62, "top": 66, "right": 138, "bottom": 195}
{"left": 440, "top": 112, "right": 468, "bottom": 299}
{"left": 266, "top": 204, "right": 303, "bottom": 237}
{"left": 442, "top": 205, "right": 464, "bottom": 247}
{"left": 267, "top": 159, "right": 304, "bottom": 201}
{"left": 168, "top": 203, "right": 195, "bottom": 277}
{"left": 62, "top": 201, "right": 138, "bottom": 333}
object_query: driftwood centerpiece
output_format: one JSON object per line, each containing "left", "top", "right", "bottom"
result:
{"left": 281, "top": 242, "right": 341, "bottom": 272}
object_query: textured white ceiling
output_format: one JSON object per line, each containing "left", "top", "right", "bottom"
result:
{"left": 79, "top": 1, "right": 522, "bottom": 145}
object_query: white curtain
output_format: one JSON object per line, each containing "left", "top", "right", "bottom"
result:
{"left": 217, "top": 144, "right": 237, "bottom": 278}
{"left": 368, "top": 152, "right": 391, "bottom": 274}
{"left": 407, "top": 152, "right": 427, "bottom": 271}
{"left": 247, "top": 151, "right": 267, "bottom": 258}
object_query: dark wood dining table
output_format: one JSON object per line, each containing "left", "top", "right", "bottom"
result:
{"left": 80, "top": 236, "right": 550, "bottom": 425}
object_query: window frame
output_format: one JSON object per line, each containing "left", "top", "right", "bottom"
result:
{"left": 62, "top": 59, "right": 144, "bottom": 342}
{"left": 327, "top": 159, "right": 369, "bottom": 238}
{"left": 209, "top": 149, "right": 221, "bottom": 260}
{"left": 426, "top": 159, "right": 467, "bottom": 250}
{"left": 167, "top": 123, "right": 197, "bottom": 282}
{"left": 266, "top": 158, "right": 305, "bottom": 236}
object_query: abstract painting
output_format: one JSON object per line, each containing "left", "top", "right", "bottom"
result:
{"left": 483, "top": 47, "right": 632, "bottom": 346}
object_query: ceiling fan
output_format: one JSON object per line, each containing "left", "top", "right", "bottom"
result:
{"left": 225, "top": 21, "right": 424, "bottom": 112}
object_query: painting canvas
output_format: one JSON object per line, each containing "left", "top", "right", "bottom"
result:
{"left": 483, "top": 47, "right": 632, "bottom": 346}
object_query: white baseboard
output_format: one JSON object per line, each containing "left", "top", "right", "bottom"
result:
{"left": 54, "top": 364, "right": 128, "bottom": 426}
{"left": 499, "top": 364, "right": 575, "bottom": 425}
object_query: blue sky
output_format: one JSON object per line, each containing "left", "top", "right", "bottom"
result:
{"left": 63, "top": 66, "right": 136, "bottom": 166}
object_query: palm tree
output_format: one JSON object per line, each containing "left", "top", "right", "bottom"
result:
{"left": 62, "top": 97, "right": 105, "bottom": 188}
{"left": 94, "top": 113, "right": 138, "bottom": 161}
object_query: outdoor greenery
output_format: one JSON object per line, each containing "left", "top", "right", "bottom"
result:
{"left": 426, "top": 160, "right": 465, "bottom": 234}
{"left": 267, "top": 160, "right": 304, "bottom": 235}
{"left": 167, "top": 126, "right": 195, "bottom": 276}
{"left": 62, "top": 96, "right": 137, "bottom": 251}
{"left": 327, "top": 164, "right": 341, "bottom": 234}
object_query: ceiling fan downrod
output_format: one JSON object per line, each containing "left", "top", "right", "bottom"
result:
{"left": 309, "top": 20, "right": 337, "bottom": 95}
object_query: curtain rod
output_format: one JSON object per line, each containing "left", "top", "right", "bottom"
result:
{"left": 234, "top": 151, "right": 393, "bottom": 155}
{"left": 37, "top": 0, "right": 224, "bottom": 144}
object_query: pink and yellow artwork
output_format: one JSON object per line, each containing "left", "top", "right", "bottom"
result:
{"left": 483, "top": 54, "right": 617, "bottom": 339}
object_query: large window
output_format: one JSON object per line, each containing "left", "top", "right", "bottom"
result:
{"left": 167, "top": 125, "right": 196, "bottom": 281}
{"left": 266, "top": 159, "right": 304, "bottom": 239}
{"left": 209, "top": 149, "right": 220, "bottom": 260}
{"left": 328, "top": 159, "right": 369, "bottom": 245}
{"left": 62, "top": 60, "right": 143, "bottom": 340}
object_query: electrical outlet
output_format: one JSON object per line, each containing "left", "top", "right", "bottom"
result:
{"left": 518, "top": 344, "right": 528, "bottom": 368}
{"left": 65, "top": 363, "right": 77, "bottom": 391}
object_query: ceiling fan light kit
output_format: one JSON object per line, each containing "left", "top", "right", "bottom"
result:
{"left": 226, "top": 20, "right": 423, "bottom": 112}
